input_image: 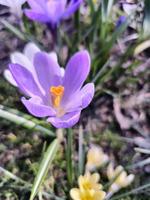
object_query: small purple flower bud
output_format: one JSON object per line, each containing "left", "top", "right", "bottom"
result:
{"left": 116, "top": 16, "right": 127, "bottom": 28}
{"left": 25, "top": 0, "right": 83, "bottom": 26}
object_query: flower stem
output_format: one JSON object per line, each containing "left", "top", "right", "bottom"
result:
{"left": 66, "top": 128, "right": 74, "bottom": 186}
{"left": 47, "top": 23, "right": 58, "bottom": 50}
{"left": 78, "top": 125, "right": 84, "bottom": 176}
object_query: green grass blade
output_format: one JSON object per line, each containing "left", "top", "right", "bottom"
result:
{"left": 101, "top": 0, "right": 108, "bottom": 22}
{"left": 107, "top": 0, "right": 114, "bottom": 20}
{"left": 110, "top": 182, "right": 150, "bottom": 200}
{"left": 0, "top": 105, "right": 54, "bottom": 137}
{"left": 1, "top": 19, "right": 41, "bottom": 46}
{"left": 29, "top": 139, "right": 59, "bottom": 200}
{"left": 101, "top": 0, "right": 114, "bottom": 22}
{"left": 143, "top": 0, "right": 150, "bottom": 37}
{"left": 134, "top": 147, "right": 150, "bottom": 154}
{"left": 1, "top": 19, "right": 26, "bottom": 41}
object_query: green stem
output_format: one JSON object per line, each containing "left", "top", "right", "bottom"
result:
{"left": 78, "top": 126, "right": 84, "bottom": 175}
{"left": 66, "top": 129, "right": 74, "bottom": 186}
{"left": 74, "top": 9, "right": 80, "bottom": 45}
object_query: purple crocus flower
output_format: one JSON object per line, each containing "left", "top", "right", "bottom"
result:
{"left": 9, "top": 50, "right": 94, "bottom": 128}
{"left": 25, "top": 0, "right": 83, "bottom": 26}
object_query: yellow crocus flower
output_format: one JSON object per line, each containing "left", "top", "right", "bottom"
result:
{"left": 107, "top": 163, "right": 135, "bottom": 196}
{"left": 86, "top": 146, "right": 109, "bottom": 170}
{"left": 70, "top": 172, "right": 106, "bottom": 200}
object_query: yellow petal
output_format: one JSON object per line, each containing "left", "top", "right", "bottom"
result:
{"left": 134, "top": 40, "right": 150, "bottom": 56}
{"left": 107, "top": 163, "right": 114, "bottom": 180}
{"left": 94, "top": 191, "right": 106, "bottom": 200}
{"left": 114, "top": 165, "right": 124, "bottom": 177}
{"left": 78, "top": 175, "right": 84, "bottom": 188}
{"left": 91, "top": 173, "right": 100, "bottom": 183}
{"left": 70, "top": 188, "right": 81, "bottom": 200}
{"left": 86, "top": 146, "right": 109, "bottom": 170}
{"left": 116, "top": 171, "right": 127, "bottom": 187}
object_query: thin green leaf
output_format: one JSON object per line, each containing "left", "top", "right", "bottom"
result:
{"left": 87, "top": 0, "right": 95, "bottom": 14}
{"left": 134, "top": 40, "right": 150, "bottom": 55}
{"left": 29, "top": 139, "right": 59, "bottom": 200}
{"left": 110, "top": 182, "right": 150, "bottom": 200}
{"left": 1, "top": 19, "right": 41, "bottom": 47}
{"left": 101, "top": 0, "right": 114, "bottom": 22}
{"left": 0, "top": 166, "right": 65, "bottom": 200}
{"left": 134, "top": 147, "right": 150, "bottom": 154}
{"left": 0, "top": 105, "right": 54, "bottom": 137}
{"left": 1, "top": 19, "right": 26, "bottom": 41}
{"left": 143, "top": 0, "right": 150, "bottom": 37}
{"left": 127, "top": 157, "right": 150, "bottom": 170}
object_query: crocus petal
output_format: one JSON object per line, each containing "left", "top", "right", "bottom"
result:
{"left": 63, "top": 0, "right": 83, "bottom": 19}
{"left": 46, "top": 0, "right": 67, "bottom": 24}
{"left": 0, "top": 0, "right": 25, "bottom": 7}
{"left": 80, "top": 83, "right": 95, "bottom": 109}
{"left": 62, "top": 50, "right": 90, "bottom": 102}
{"left": 63, "top": 92, "right": 82, "bottom": 113}
{"left": 94, "top": 191, "right": 106, "bottom": 200}
{"left": 34, "top": 52, "right": 62, "bottom": 92}
{"left": 27, "top": 0, "right": 44, "bottom": 11}
{"left": 70, "top": 188, "right": 81, "bottom": 200}
{"left": 0, "top": 0, "right": 26, "bottom": 17}
{"left": 125, "top": 174, "right": 135, "bottom": 186}
{"left": 62, "top": 83, "right": 94, "bottom": 112}
{"left": 3, "top": 69, "right": 17, "bottom": 87}
{"left": 24, "top": 9, "right": 49, "bottom": 23}
{"left": 10, "top": 52, "right": 33, "bottom": 71}
{"left": 60, "top": 67, "right": 65, "bottom": 77}
{"left": 49, "top": 52, "right": 58, "bottom": 63}
{"left": 0, "top": 0, "right": 13, "bottom": 6}
{"left": 22, "top": 97, "right": 56, "bottom": 117}
{"left": 9, "top": 63, "right": 42, "bottom": 97}
{"left": 23, "top": 42, "right": 41, "bottom": 64}
{"left": 116, "top": 16, "right": 127, "bottom": 28}
{"left": 91, "top": 173, "right": 100, "bottom": 183}
{"left": 25, "top": 0, "right": 82, "bottom": 25}
{"left": 14, "top": 0, "right": 26, "bottom": 4}
{"left": 20, "top": 0, "right": 26, "bottom": 4}
{"left": 47, "top": 111, "right": 81, "bottom": 128}
{"left": 10, "top": 4, "right": 22, "bottom": 17}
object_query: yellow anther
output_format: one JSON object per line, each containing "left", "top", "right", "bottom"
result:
{"left": 50, "top": 85, "right": 64, "bottom": 108}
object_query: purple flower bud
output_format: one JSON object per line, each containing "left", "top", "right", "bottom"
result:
{"left": 116, "top": 16, "right": 127, "bottom": 28}
{"left": 25, "top": 0, "right": 83, "bottom": 26}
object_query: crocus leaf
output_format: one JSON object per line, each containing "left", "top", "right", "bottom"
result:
{"left": 29, "top": 139, "right": 59, "bottom": 200}
{"left": 101, "top": 0, "right": 114, "bottom": 22}
{"left": 143, "top": 0, "right": 150, "bottom": 37}
{"left": 107, "top": 0, "right": 114, "bottom": 20}
{"left": 0, "top": 104, "right": 54, "bottom": 137}
{"left": 134, "top": 40, "right": 150, "bottom": 55}
{"left": 1, "top": 19, "right": 26, "bottom": 41}
{"left": 110, "top": 182, "right": 150, "bottom": 200}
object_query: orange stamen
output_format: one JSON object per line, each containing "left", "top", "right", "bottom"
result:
{"left": 50, "top": 85, "right": 64, "bottom": 108}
